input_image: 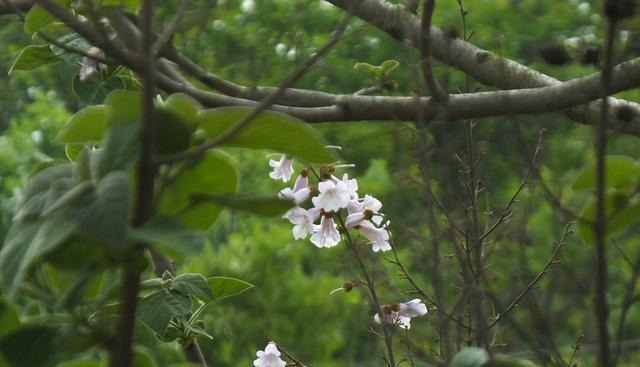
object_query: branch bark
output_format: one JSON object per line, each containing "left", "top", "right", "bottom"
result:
{"left": 326, "top": 0, "right": 640, "bottom": 134}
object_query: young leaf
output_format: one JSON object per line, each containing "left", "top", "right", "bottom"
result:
{"left": 170, "top": 273, "right": 213, "bottom": 300}
{"left": 197, "top": 107, "right": 337, "bottom": 164}
{"left": 189, "top": 193, "right": 294, "bottom": 217}
{"left": 380, "top": 59, "right": 400, "bottom": 73}
{"left": 160, "top": 151, "right": 238, "bottom": 229}
{"left": 104, "top": 90, "right": 141, "bottom": 126}
{"left": 9, "top": 45, "right": 61, "bottom": 74}
{"left": 207, "top": 276, "right": 254, "bottom": 301}
{"left": 56, "top": 106, "right": 107, "bottom": 144}
{"left": 450, "top": 348, "right": 489, "bottom": 367}
{"left": 137, "top": 291, "right": 191, "bottom": 336}
{"left": 128, "top": 216, "right": 205, "bottom": 256}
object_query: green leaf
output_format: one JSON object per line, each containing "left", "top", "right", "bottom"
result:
{"left": 72, "top": 74, "right": 127, "bottom": 105}
{"left": 0, "top": 301, "right": 20, "bottom": 339}
{"left": 160, "top": 151, "right": 238, "bottom": 229}
{"left": 170, "top": 273, "right": 213, "bottom": 300}
{"left": 65, "top": 143, "right": 85, "bottom": 161}
{"left": 0, "top": 326, "right": 67, "bottom": 367}
{"left": 572, "top": 155, "right": 640, "bottom": 189}
{"left": 197, "top": 107, "right": 336, "bottom": 164}
{"left": 164, "top": 93, "right": 201, "bottom": 128}
{"left": 0, "top": 215, "right": 77, "bottom": 297}
{"left": 577, "top": 193, "right": 640, "bottom": 243}
{"left": 380, "top": 59, "right": 400, "bottom": 73}
{"left": 190, "top": 193, "right": 294, "bottom": 217}
{"left": 128, "top": 216, "right": 205, "bottom": 256}
{"left": 51, "top": 33, "right": 92, "bottom": 66}
{"left": 24, "top": 5, "right": 56, "bottom": 33}
{"left": 450, "top": 348, "right": 489, "bottom": 367}
{"left": 104, "top": 90, "right": 141, "bottom": 126}
{"left": 9, "top": 45, "right": 60, "bottom": 74}
{"left": 56, "top": 360, "right": 101, "bottom": 367}
{"left": 207, "top": 276, "right": 254, "bottom": 301}
{"left": 154, "top": 107, "right": 191, "bottom": 154}
{"left": 57, "top": 106, "right": 107, "bottom": 144}
{"left": 21, "top": 165, "right": 73, "bottom": 204}
{"left": 100, "top": 0, "right": 140, "bottom": 11}
{"left": 137, "top": 291, "right": 191, "bottom": 336}
{"left": 354, "top": 62, "right": 377, "bottom": 73}
{"left": 131, "top": 348, "right": 155, "bottom": 367}
{"left": 97, "top": 123, "right": 140, "bottom": 178}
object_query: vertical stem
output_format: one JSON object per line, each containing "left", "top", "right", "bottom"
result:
{"left": 595, "top": 13, "right": 616, "bottom": 367}
{"left": 110, "top": 1, "right": 156, "bottom": 366}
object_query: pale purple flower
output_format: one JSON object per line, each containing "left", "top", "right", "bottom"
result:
{"left": 312, "top": 179, "right": 351, "bottom": 212}
{"left": 269, "top": 155, "right": 294, "bottom": 182}
{"left": 399, "top": 299, "right": 428, "bottom": 318}
{"left": 278, "top": 172, "right": 311, "bottom": 204}
{"left": 374, "top": 310, "right": 412, "bottom": 329}
{"left": 345, "top": 194, "right": 383, "bottom": 228}
{"left": 358, "top": 221, "right": 391, "bottom": 252}
{"left": 310, "top": 214, "right": 341, "bottom": 248}
{"left": 284, "top": 207, "right": 320, "bottom": 240}
{"left": 254, "top": 342, "right": 286, "bottom": 367}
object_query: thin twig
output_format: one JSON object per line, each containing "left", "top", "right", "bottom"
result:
{"left": 487, "top": 222, "right": 574, "bottom": 330}
{"left": 420, "top": 0, "right": 447, "bottom": 102}
{"left": 152, "top": 0, "right": 190, "bottom": 56}
{"left": 567, "top": 332, "right": 584, "bottom": 367}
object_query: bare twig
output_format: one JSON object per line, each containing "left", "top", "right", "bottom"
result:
{"left": 487, "top": 222, "right": 573, "bottom": 330}
{"left": 152, "top": 0, "right": 190, "bottom": 56}
{"left": 420, "top": 0, "right": 447, "bottom": 102}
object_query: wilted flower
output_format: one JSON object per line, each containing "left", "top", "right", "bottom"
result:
{"left": 284, "top": 207, "right": 320, "bottom": 240}
{"left": 269, "top": 154, "right": 294, "bottom": 182}
{"left": 254, "top": 342, "right": 286, "bottom": 367}
{"left": 310, "top": 213, "right": 341, "bottom": 248}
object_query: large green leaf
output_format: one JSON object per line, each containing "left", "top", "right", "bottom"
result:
{"left": 104, "top": 90, "right": 141, "bottom": 126}
{"left": 0, "top": 215, "right": 77, "bottom": 297}
{"left": 0, "top": 326, "right": 67, "bottom": 367}
{"left": 577, "top": 193, "right": 640, "bottom": 243}
{"left": 96, "top": 123, "right": 140, "bottom": 178}
{"left": 170, "top": 273, "right": 213, "bottom": 300}
{"left": 72, "top": 74, "right": 127, "bottom": 105}
{"left": 154, "top": 108, "right": 191, "bottom": 155}
{"left": 24, "top": 3, "right": 65, "bottom": 33}
{"left": 137, "top": 290, "right": 191, "bottom": 336}
{"left": 164, "top": 93, "right": 201, "bottom": 128}
{"left": 207, "top": 276, "right": 254, "bottom": 301}
{"left": 450, "top": 348, "right": 489, "bottom": 367}
{"left": 572, "top": 155, "right": 640, "bottom": 190}
{"left": 9, "top": 45, "right": 61, "bottom": 74}
{"left": 160, "top": 151, "right": 238, "bottom": 229}
{"left": 197, "top": 107, "right": 337, "bottom": 164}
{"left": 128, "top": 216, "right": 205, "bottom": 256}
{"left": 56, "top": 106, "right": 107, "bottom": 144}
{"left": 50, "top": 33, "right": 92, "bottom": 66}
{"left": 100, "top": 0, "right": 140, "bottom": 11}
{"left": 190, "top": 193, "right": 294, "bottom": 217}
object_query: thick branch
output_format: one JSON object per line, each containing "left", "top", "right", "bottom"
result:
{"left": 157, "top": 56, "right": 640, "bottom": 133}
{"left": 327, "top": 0, "right": 640, "bottom": 134}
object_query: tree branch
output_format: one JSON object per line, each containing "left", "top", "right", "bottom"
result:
{"left": 327, "top": 0, "right": 640, "bottom": 134}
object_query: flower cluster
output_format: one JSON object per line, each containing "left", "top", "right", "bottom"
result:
{"left": 374, "top": 299, "right": 428, "bottom": 329}
{"left": 269, "top": 153, "right": 391, "bottom": 251}
{"left": 253, "top": 342, "right": 286, "bottom": 367}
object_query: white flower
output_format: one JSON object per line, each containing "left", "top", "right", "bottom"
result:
{"left": 278, "top": 172, "right": 311, "bottom": 204}
{"left": 340, "top": 173, "right": 359, "bottom": 200}
{"left": 269, "top": 155, "right": 294, "bottom": 182}
{"left": 374, "top": 310, "right": 412, "bottom": 329}
{"left": 284, "top": 207, "right": 320, "bottom": 240}
{"left": 79, "top": 47, "right": 103, "bottom": 81}
{"left": 374, "top": 300, "right": 427, "bottom": 329}
{"left": 358, "top": 221, "right": 391, "bottom": 252}
{"left": 310, "top": 214, "right": 341, "bottom": 248}
{"left": 312, "top": 179, "right": 351, "bottom": 211}
{"left": 398, "top": 299, "right": 428, "bottom": 318}
{"left": 345, "top": 194, "right": 383, "bottom": 228}
{"left": 253, "top": 342, "right": 285, "bottom": 367}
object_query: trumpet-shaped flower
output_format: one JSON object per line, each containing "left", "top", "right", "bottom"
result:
{"left": 269, "top": 155, "right": 294, "bottom": 182}
{"left": 312, "top": 179, "right": 351, "bottom": 211}
{"left": 374, "top": 310, "right": 411, "bottom": 329}
{"left": 345, "top": 194, "right": 383, "bottom": 227}
{"left": 284, "top": 207, "right": 320, "bottom": 240}
{"left": 310, "top": 214, "right": 341, "bottom": 248}
{"left": 358, "top": 221, "right": 391, "bottom": 252}
{"left": 398, "top": 299, "right": 428, "bottom": 318}
{"left": 278, "top": 172, "right": 311, "bottom": 204}
{"left": 253, "top": 342, "right": 286, "bottom": 367}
